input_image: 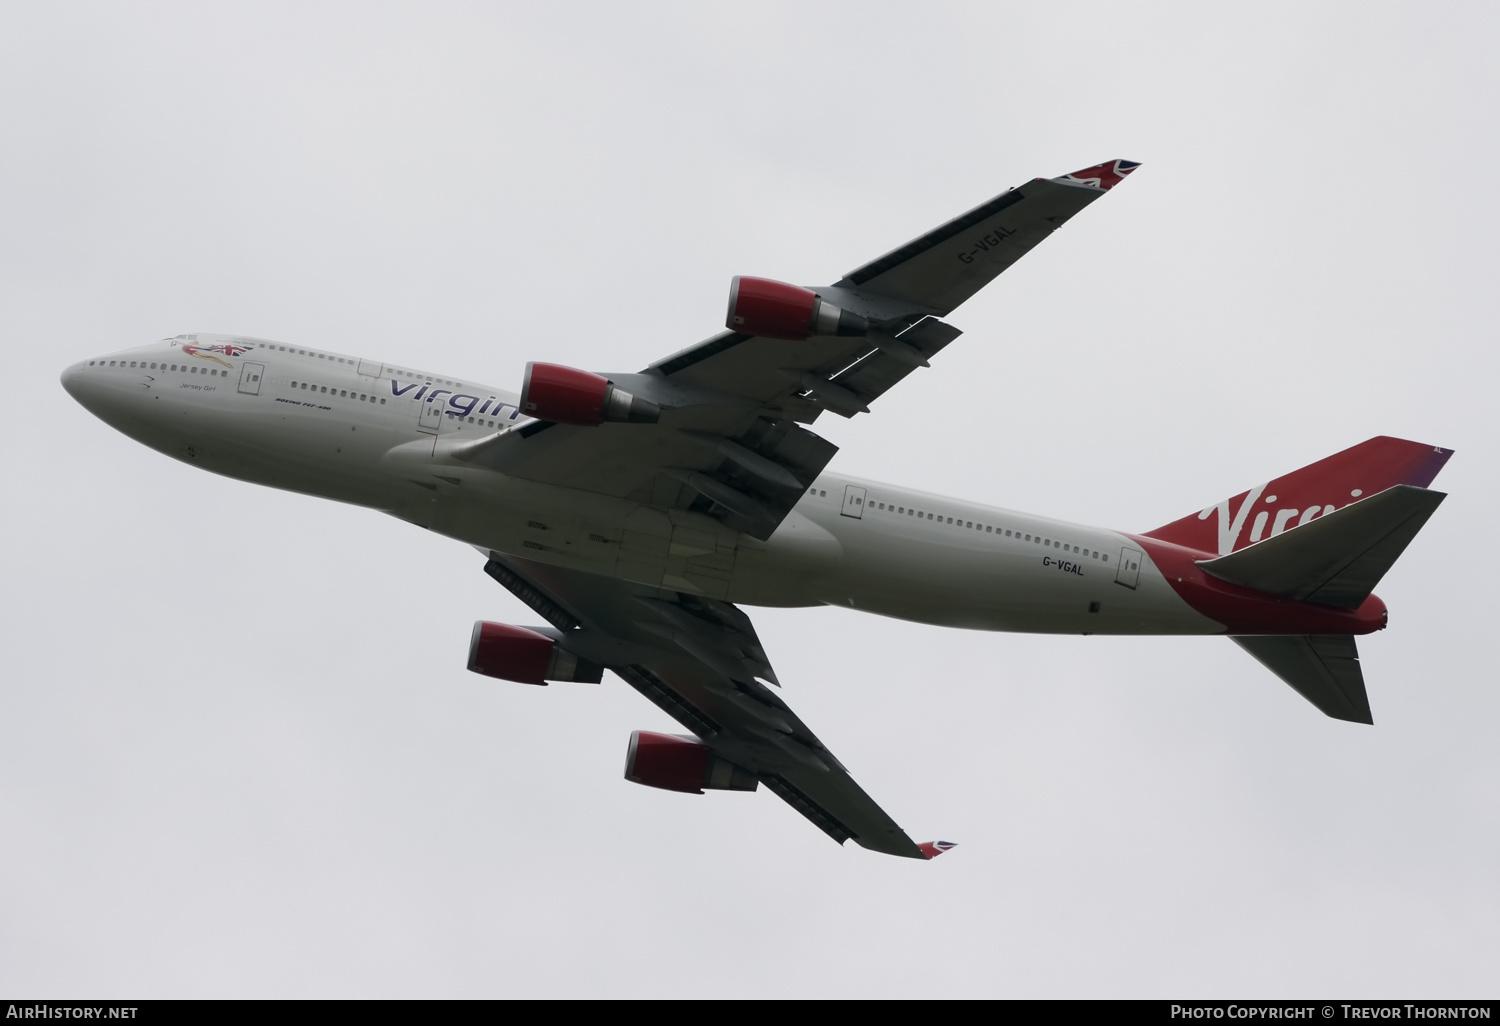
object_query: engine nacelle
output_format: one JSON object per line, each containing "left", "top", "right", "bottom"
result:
{"left": 466, "top": 621, "right": 603, "bottom": 686}
{"left": 623, "top": 731, "right": 759, "bottom": 794}
{"left": 725, "top": 276, "right": 869, "bottom": 340}
{"left": 520, "top": 362, "right": 660, "bottom": 426}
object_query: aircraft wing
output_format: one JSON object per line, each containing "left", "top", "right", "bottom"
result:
{"left": 481, "top": 552, "right": 932, "bottom": 858}
{"left": 456, "top": 159, "right": 1138, "bottom": 541}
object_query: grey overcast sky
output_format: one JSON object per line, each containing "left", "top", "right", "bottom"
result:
{"left": 2, "top": 1, "right": 1496, "bottom": 999}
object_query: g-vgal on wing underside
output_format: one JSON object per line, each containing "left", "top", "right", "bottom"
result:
{"left": 456, "top": 160, "right": 1141, "bottom": 857}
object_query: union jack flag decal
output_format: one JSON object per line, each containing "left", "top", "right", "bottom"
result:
{"left": 918, "top": 840, "right": 958, "bottom": 860}
{"left": 1060, "top": 158, "right": 1141, "bottom": 191}
{"left": 181, "top": 341, "right": 250, "bottom": 368}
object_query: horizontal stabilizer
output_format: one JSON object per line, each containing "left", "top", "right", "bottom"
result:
{"left": 1231, "top": 634, "right": 1372, "bottom": 724}
{"left": 1145, "top": 436, "right": 1451, "bottom": 556}
{"left": 1197, "top": 485, "right": 1446, "bottom": 609}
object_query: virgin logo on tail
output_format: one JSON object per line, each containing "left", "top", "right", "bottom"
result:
{"left": 1198, "top": 485, "right": 1343, "bottom": 555}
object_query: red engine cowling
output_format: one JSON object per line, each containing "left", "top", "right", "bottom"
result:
{"left": 623, "top": 731, "right": 759, "bottom": 794}
{"left": 521, "top": 362, "right": 660, "bottom": 426}
{"left": 467, "top": 621, "right": 603, "bottom": 685}
{"left": 725, "top": 277, "right": 870, "bottom": 340}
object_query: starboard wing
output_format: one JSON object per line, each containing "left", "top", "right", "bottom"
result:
{"left": 481, "top": 553, "right": 931, "bottom": 858}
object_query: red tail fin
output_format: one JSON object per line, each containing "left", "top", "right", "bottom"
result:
{"left": 1144, "top": 436, "right": 1452, "bottom": 556}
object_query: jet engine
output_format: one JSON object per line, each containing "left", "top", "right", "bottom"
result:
{"left": 520, "top": 362, "right": 660, "bottom": 426}
{"left": 623, "top": 731, "right": 759, "bottom": 794}
{"left": 725, "top": 276, "right": 870, "bottom": 340}
{"left": 466, "top": 621, "right": 603, "bottom": 685}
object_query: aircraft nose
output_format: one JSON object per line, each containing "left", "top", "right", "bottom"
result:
{"left": 60, "top": 359, "right": 93, "bottom": 404}
{"left": 61, "top": 354, "right": 140, "bottom": 419}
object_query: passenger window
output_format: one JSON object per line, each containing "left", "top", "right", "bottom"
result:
{"left": 1102, "top": 554, "right": 1109, "bottom": 562}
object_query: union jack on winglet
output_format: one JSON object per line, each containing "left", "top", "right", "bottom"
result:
{"left": 918, "top": 840, "right": 957, "bottom": 860}
{"left": 1059, "top": 158, "right": 1141, "bottom": 190}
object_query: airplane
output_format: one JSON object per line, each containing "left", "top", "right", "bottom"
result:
{"left": 59, "top": 158, "right": 1452, "bottom": 861}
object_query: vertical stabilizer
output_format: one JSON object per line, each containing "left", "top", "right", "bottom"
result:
{"left": 1147, "top": 437, "right": 1451, "bottom": 556}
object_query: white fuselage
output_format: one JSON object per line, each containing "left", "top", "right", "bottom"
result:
{"left": 62, "top": 335, "right": 1222, "bottom": 637}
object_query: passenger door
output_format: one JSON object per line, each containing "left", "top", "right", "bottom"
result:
{"left": 237, "top": 362, "right": 265, "bottom": 396}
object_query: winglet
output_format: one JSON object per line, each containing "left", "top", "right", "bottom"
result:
{"left": 1058, "top": 159, "right": 1141, "bottom": 190}
{"left": 918, "top": 840, "right": 957, "bottom": 860}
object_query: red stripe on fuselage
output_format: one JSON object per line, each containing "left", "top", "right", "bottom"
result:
{"left": 1129, "top": 533, "right": 1388, "bottom": 636}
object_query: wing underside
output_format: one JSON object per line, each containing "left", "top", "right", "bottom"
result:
{"left": 454, "top": 160, "right": 1136, "bottom": 543}
{"left": 449, "top": 161, "right": 1140, "bottom": 852}
{"left": 481, "top": 553, "right": 929, "bottom": 858}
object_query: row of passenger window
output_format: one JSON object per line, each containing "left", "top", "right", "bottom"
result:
{"left": 290, "top": 381, "right": 386, "bottom": 404}
{"left": 870, "top": 498, "right": 1109, "bottom": 562}
{"left": 92, "top": 358, "right": 229, "bottom": 377}
{"left": 222, "top": 342, "right": 468, "bottom": 392}
{"left": 388, "top": 368, "right": 468, "bottom": 389}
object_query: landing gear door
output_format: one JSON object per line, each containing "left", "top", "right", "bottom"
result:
{"left": 1115, "top": 546, "right": 1143, "bottom": 590}
{"left": 841, "top": 485, "right": 867, "bottom": 519}
{"left": 237, "top": 362, "right": 265, "bottom": 396}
